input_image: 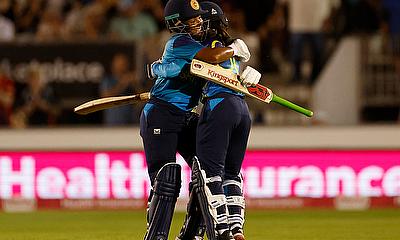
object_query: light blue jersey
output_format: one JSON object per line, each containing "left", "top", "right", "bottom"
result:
{"left": 151, "top": 33, "right": 204, "bottom": 111}
{"left": 203, "top": 39, "right": 244, "bottom": 98}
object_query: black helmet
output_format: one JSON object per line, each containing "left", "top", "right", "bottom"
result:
{"left": 200, "top": 1, "right": 233, "bottom": 44}
{"left": 164, "top": 0, "right": 207, "bottom": 33}
{"left": 200, "top": 1, "right": 228, "bottom": 28}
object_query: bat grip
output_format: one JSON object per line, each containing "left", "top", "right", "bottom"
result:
{"left": 139, "top": 92, "right": 151, "bottom": 101}
{"left": 272, "top": 94, "right": 313, "bottom": 117}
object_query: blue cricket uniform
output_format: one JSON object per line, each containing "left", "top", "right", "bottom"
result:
{"left": 197, "top": 38, "right": 251, "bottom": 181}
{"left": 140, "top": 33, "right": 204, "bottom": 182}
{"left": 148, "top": 35, "right": 250, "bottom": 237}
{"left": 195, "top": 38, "right": 251, "bottom": 236}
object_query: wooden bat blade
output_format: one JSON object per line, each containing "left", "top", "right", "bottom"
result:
{"left": 191, "top": 59, "right": 273, "bottom": 103}
{"left": 190, "top": 59, "right": 313, "bottom": 117}
{"left": 74, "top": 92, "right": 150, "bottom": 115}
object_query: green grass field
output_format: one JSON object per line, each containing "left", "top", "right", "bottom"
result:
{"left": 0, "top": 209, "right": 399, "bottom": 240}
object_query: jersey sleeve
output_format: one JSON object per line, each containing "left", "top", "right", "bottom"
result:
{"left": 172, "top": 35, "right": 204, "bottom": 61}
{"left": 151, "top": 35, "right": 204, "bottom": 78}
{"left": 152, "top": 61, "right": 184, "bottom": 78}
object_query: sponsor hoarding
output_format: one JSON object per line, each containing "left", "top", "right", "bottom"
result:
{"left": 0, "top": 151, "right": 399, "bottom": 200}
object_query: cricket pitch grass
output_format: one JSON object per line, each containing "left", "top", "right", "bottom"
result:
{"left": 1, "top": 209, "right": 399, "bottom": 240}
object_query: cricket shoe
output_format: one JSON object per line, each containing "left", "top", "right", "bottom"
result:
{"left": 232, "top": 227, "right": 245, "bottom": 240}
{"left": 233, "top": 233, "right": 245, "bottom": 240}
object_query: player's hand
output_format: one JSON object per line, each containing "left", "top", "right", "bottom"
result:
{"left": 146, "top": 59, "right": 161, "bottom": 80}
{"left": 240, "top": 66, "right": 261, "bottom": 87}
{"left": 228, "top": 39, "right": 251, "bottom": 62}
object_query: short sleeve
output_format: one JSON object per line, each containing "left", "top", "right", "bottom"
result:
{"left": 172, "top": 35, "right": 204, "bottom": 61}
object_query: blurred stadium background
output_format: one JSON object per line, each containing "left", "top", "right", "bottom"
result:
{"left": 0, "top": 0, "right": 399, "bottom": 239}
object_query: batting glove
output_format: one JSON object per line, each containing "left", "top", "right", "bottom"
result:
{"left": 228, "top": 39, "right": 251, "bottom": 62}
{"left": 240, "top": 66, "right": 261, "bottom": 87}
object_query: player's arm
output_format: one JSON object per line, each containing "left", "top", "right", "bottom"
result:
{"left": 149, "top": 48, "right": 231, "bottom": 79}
{"left": 149, "top": 36, "right": 250, "bottom": 78}
{"left": 210, "top": 40, "right": 261, "bottom": 87}
{"left": 149, "top": 47, "right": 231, "bottom": 79}
{"left": 149, "top": 46, "right": 249, "bottom": 79}
{"left": 195, "top": 39, "right": 250, "bottom": 63}
{"left": 197, "top": 39, "right": 233, "bottom": 64}
{"left": 149, "top": 60, "right": 183, "bottom": 79}
{"left": 194, "top": 47, "right": 233, "bottom": 64}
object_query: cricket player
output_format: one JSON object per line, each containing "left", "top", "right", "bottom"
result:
{"left": 181, "top": 2, "right": 260, "bottom": 240}
{"left": 140, "top": 0, "right": 251, "bottom": 239}
{"left": 150, "top": 2, "right": 260, "bottom": 239}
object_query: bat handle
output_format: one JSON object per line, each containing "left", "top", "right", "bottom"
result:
{"left": 272, "top": 94, "right": 314, "bottom": 117}
{"left": 139, "top": 92, "right": 151, "bottom": 100}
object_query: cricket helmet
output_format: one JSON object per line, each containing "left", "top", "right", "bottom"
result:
{"left": 200, "top": 1, "right": 233, "bottom": 44}
{"left": 200, "top": 1, "right": 228, "bottom": 28}
{"left": 164, "top": 0, "right": 207, "bottom": 33}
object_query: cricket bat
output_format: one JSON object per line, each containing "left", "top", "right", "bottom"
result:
{"left": 74, "top": 92, "right": 150, "bottom": 115}
{"left": 190, "top": 59, "right": 313, "bottom": 117}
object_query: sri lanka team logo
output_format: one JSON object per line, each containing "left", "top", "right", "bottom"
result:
{"left": 190, "top": 0, "right": 200, "bottom": 10}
